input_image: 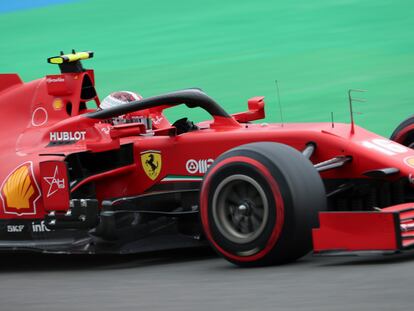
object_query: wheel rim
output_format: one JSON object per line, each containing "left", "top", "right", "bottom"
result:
{"left": 212, "top": 174, "right": 269, "bottom": 244}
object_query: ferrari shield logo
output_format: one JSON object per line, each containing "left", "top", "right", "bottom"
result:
{"left": 141, "top": 150, "right": 162, "bottom": 180}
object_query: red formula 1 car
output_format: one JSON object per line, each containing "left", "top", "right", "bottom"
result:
{"left": 1, "top": 51, "right": 414, "bottom": 266}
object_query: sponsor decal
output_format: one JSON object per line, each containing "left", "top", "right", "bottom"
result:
{"left": 186, "top": 159, "right": 214, "bottom": 174}
{"left": 362, "top": 139, "right": 408, "bottom": 156}
{"left": 46, "top": 77, "right": 64, "bottom": 83}
{"left": 0, "top": 162, "right": 41, "bottom": 215}
{"left": 43, "top": 166, "right": 65, "bottom": 198}
{"left": 7, "top": 225, "right": 25, "bottom": 233}
{"left": 141, "top": 150, "right": 162, "bottom": 180}
{"left": 49, "top": 131, "right": 86, "bottom": 142}
{"left": 101, "top": 127, "right": 111, "bottom": 135}
{"left": 52, "top": 98, "right": 64, "bottom": 111}
{"left": 405, "top": 157, "right": 414, "bottom": 169}
{"left": 152, "top": 116, "right": 164, "bottom": 125}
{"left": 31, "top": 107, "right": 48, "bottom": 127}
{"left": 40, "top": 161, "right": 69, "bottom": 211}
{"left": 32, "top": 220, "right": 50, "bottom": 233}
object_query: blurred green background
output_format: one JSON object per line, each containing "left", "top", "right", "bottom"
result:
{"left": 0, "top": 0, "right": 413, "bottom": 135}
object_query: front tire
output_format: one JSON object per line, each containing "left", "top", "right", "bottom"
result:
{"left": 200, "top": 142, "right": 327, "bottom": 267}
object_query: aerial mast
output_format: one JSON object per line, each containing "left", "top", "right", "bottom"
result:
{"left": 348, "top": 89, "right": 367, "bottom": 134}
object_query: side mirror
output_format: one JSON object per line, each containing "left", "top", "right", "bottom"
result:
{"left": 110, "top": 123, "right": 146, "bottom": 139}
{"left": 231, "top": 96, "right": 265, "bottom": 123}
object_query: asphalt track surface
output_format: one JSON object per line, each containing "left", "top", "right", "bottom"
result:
{"left": 1, "top": 248, "right": 413, "bottom": 311}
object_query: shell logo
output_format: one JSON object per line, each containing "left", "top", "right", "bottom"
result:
{"left": 404, "top": 156, "right": 414, "bottom": 169}
{"left": 0, "top": 162, "right": 41, "bottom": 215}
{"left": 52, "top": 98, "right": 64, "bottom": 111}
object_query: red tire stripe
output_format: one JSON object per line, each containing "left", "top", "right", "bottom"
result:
{"left": 393, "top": 124, "right": 414, "bottom": 143}
{"left": 201, "top": 156, "right": 285, "bottom": 263}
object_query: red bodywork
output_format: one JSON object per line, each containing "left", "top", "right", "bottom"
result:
{"left": 1, "top": 58, "right": 414, "bottom": 255}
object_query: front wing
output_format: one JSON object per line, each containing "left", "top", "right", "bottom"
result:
{"left": 313, "top": 203, "right": 414, "bottom": 255}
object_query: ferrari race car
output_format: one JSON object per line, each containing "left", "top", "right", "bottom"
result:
{"left": 1, "top": 51, "right": 414, "bottom": 267}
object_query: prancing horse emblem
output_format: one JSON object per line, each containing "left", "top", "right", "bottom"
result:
{"left": 140, "top": 150, "right": 162, "bottom": 180}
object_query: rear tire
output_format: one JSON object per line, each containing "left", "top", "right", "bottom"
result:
{"left": 200, "top": 142, "right": 327, "bottom": 267}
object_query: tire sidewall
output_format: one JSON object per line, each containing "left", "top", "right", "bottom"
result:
{"left": 202, "top": 154, "right": 291, "bottom": 262}
{"left": 201, "top": 146, "right": 320, "bottom": 265}
{"left": 390, "top": 115, "right": 414, "bottom": 145}
{"left": 200, "top": 142, "right": 326, "bottom": 266}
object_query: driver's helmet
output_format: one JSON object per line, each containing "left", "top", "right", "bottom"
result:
{"left": 101, "top": 91, "right": 150, "bottom": 127}
{"left": 101, "top": 91, "right": 142, "bottom": 109}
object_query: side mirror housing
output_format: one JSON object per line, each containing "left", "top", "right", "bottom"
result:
{"left": 110, "top": 123, "right": 146, "bottom": 139}
{"left": 231, "top": 96, "right": 265, "bottom": 123}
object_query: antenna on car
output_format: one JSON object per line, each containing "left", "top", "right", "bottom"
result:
{"left": 348, "top": 89, "right": 367, "bottom": 134}
{"left": 275, "top": 80, "right": 284, "bottom": 127}
{"left": 331, "top": 112, "right": 335, "bottom": 128}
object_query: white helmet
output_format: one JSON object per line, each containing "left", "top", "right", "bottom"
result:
{"left": 100, "top": 91, "right": 150, "bottom": 127}
{"left": 101, "top": 91, "right": 142, "bottom": 110}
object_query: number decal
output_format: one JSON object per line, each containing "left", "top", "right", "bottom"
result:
{"left": 362, "top": 139, "right": 408, "bottom": 156}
